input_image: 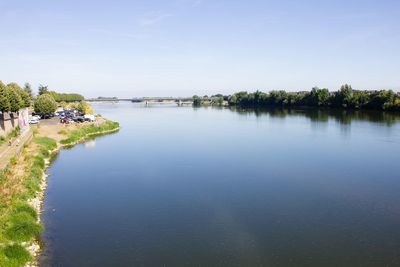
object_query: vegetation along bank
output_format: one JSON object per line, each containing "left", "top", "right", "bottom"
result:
{"left": 193, "top": 84, "right": 400, "bottom": 111}
{"left": 0, "top": 119, "right": 119, "bottom": 267}
{"left": 0, "top": 79, "right": 119, "bottom": 267}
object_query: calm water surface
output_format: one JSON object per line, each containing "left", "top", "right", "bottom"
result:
{"left": 39, "top": 103, "right": 400, "bottom": 267}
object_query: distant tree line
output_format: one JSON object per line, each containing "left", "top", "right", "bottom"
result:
{"left": 37, "top": 84, "right": 83, "bottom": 102}
{"left": 47, "top": 91, "right": 84, "bottom": 102}
{"left": 194, "top": 85, "right": 400, "bottom": 111}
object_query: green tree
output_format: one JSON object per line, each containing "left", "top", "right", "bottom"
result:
{"left": 211, "top": 96, "right": 224, "bottom": 106}
{"left": 34, "top": 94, "right": 57, "bottom": 114}
{"left": 228, "top": 95, "right": 237, "bottom": 106}
{"left": 38, "top": 84, "right": 49, "bottom": 96}
{"left": 0, "top": 81, "right": 11, "bottom": 113}
{"left": 20, "top": 90, "right": 31, "bottom": 108}
{"left": 8, "top": 83, "right": 30, "bottom": 108}
{"left": 192, "top": 95, "right": 203, "bottom": 106}
{"left": 77, "top": 100, "right": 93, "bottom": 114}
{"left": 23, "top": 82, "right": 33, "bottom": 99}
{"left": 333, "top": 84, "right": 353, "bottom": 107}
{"left": 308, "top": 87, "right": 330, "bottom": 106}
{"left": 7, "top": 84, "right": 24, "bottom": 112}
{"left": 352, "top": 91, "right": 370, "bottom": 108}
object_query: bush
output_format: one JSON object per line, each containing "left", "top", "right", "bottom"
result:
{"left": 12, "top": 203, "right": 38, "bottom": 220}
{"left": 5, "top": 212, "right": 43, "bottom": 242}
{"left": 1, "top": 244, "right": 32, "bottom": 266}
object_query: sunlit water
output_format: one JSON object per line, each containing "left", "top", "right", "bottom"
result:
{"left": 39, "top": 103, "right": 400, "bottom": 267}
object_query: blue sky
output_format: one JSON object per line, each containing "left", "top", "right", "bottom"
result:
{"left": 0, "top": 0, "right": 399, "bottom": 97}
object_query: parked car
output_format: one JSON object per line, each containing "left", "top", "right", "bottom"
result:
{"left": 39, "top": 114, "right": 51, "bottom": 119}
{"left": 60, "top": 118, "right": 72, "bottom": 124}
{"left": 73, "top": 116, "right": 85, "bottom": 123}
{"left": 29, "top": 116, "right": 40, "bottom": 124}
{"left": 84, "top": 114, "right": 96, "bottom": 122}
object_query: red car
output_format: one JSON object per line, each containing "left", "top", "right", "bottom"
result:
{"left": 60, "top": 118, "right": 72, "bottom": 124}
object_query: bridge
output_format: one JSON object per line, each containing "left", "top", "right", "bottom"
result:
{"left": 86, "top": 97, "right": 194, "bottom": 106}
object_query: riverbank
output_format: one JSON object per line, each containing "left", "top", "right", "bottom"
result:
{"left": 0, "top": 118, "right": 119, "bottom": 267}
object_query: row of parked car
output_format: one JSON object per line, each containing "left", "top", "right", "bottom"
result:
{"left": 59, "top": 109, "right": 96, "bottom": 124}
{"left": 28, "top": 109, "right": 96, "bottom": 125}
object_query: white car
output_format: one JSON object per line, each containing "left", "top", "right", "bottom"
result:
{"left": 84, "top": 114, "right": 96, "bottom": 122}
{"left": 29, "top": 117, "right": 39, "bottom": 124}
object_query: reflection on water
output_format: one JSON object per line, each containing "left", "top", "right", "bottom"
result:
{"left": 228, "top": 106, "right": 400, "bottom": 125}
{"left": 40, "top": 103, "right": 400, "bottom": 267}
{"left": 84, "top": 140, "right": 96, "bottom": 149}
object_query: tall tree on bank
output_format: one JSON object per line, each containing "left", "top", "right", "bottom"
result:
{"left": 7, "top": 83, "right": 30, "bottom": 109}
{"left": 24, "top": 82, "right": 33, "bottom": 99}
{"left": 38, "top": 84, "right": 49, "bottom": 96}
{"left": 0, "top": 81, "right": 11, "bottom": 113}
{"left": 34, "top": 94, "right": 57, "bottom": 114}
{"left": 7, "top": 85, "right": 23, "bottom": 112}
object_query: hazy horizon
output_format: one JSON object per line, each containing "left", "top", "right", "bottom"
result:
{"left": 1, "top": 0, "right": 399, "bottom": 98}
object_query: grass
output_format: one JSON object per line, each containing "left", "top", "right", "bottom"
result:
{"left": 0, "top": 244, "right": 32, "bottom": 267}
{"left": 0, "top": 136, "right": 57, "bottom": 267}
{"left": 60, "top": 120, "right": 119, "bottom": 145}
{"left": 10, "top": 157, "right": 17, "bottom": 166}
{"left": 0, "top": 127, "right": 20, "bottom": 146}
{"left": 57, "top": 129, "right": 67, "bottom": 135}
{"left": 5, "top": 212, "right": 43, "bottom": 242}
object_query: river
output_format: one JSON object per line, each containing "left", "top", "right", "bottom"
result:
{"left": 39, "top": 103, "right": 400, "bottom": 267}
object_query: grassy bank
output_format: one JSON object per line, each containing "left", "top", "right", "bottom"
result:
{"left": 0, "top": 119, "right": 119, "bottom": 267}
{"left": 60, "top": 120, "right": 119, "bottom": 145}
{"left": 0, "top": 136, "right": 56, "bottom": 267}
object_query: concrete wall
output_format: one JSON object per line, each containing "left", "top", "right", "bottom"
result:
{"left": 0, "top": 112, "right": 19, "bottom": 138}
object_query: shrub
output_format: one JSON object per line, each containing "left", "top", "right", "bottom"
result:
{"left": 12, "top": 203, "right": 38, "bottom": 220}
{"left": 5, "top": 212, "right": 43, "bottom": 242}
{"left": 2, "top": 244, "right": 32, "bottom": 266}
{"left": 10, "top": 157, "right": 17, "bottom": 165}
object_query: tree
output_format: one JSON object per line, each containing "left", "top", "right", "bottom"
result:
{"left": 352, "top": 91, "right": 370, "bottom": 108}
{"left": 308, "top": 87, "right": 330, "bottom": 106}
{"left": 192, "top": 95, "right": 202, "bottom": 106}
{"left": 211, "top": 96, "right": 224, "bottom": 106}
{"left": 38, "top": 84, "right": 49, "bottom": 96}
{"left": 333, "top": 84, "right": 353, "bottom": 107}
{"left": 228, "top": 95, "right": 237, "bottom": 106}
{"left": 0, "top": 81, "right": 11, "bottom": 113}
{"left": 48, "top": 91, "right": 84, "bottom": 102}
{"left": 7, "top": 83, "right": 30, "bottom": 109}
{"left": 7, "top": 84, "right": 23, "bottom": 112}
{"left": 24, "top": 82, "right": 33, "bottom": 99}
{"left": 34, "top": 94, "right": 57, "bottom": 114}
{"left": 20, "top": 90, "right": 31, "bottom": 108}
{"left": 77, "top": 100, "right": 93, "bottom": 114}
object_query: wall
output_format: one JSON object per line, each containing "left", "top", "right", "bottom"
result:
{"left": 0, "top": 112, "right": 19, "bottom": 137}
